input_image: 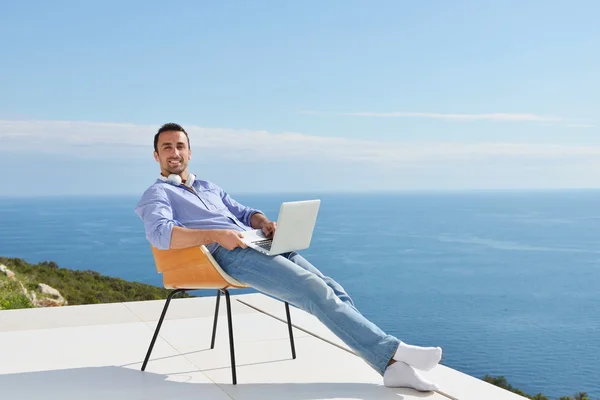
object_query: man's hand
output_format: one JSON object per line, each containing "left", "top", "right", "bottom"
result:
{"left": 261, "top": 221, "right": 277, "bottom": 239}
{"left": 250, "top": 212, "right": 276, "bottom": 238}
{"left": 214, "top": 230, "right": 248, "bottom": 250}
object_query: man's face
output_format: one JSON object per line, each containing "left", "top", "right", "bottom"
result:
{"left": 153, "top": 130, "right": 192, "bottom": 176}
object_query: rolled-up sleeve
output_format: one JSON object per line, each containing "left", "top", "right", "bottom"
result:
{"left": 218, "top": 186, "right": 263, "bottom": 227}
{"left": 135, "top": 186, "right": 183, "bottom": 250}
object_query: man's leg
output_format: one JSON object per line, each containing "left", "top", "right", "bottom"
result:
{"left": 212, "top": 246, "right": 441, "bottom": 390}
{"left": 280, "top": 251, "right": 361, "bottom": 314}
{"left": 213, "top": 247, "right": 396, "bottom": 374}
{"left": 280, "top": 252, "right": 442, "bottom": 376}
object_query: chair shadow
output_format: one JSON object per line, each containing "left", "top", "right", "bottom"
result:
{"left": 0, "top": 365, "right": 439, "bottom": 400}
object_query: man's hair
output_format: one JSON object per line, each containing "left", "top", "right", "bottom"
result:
{"left": 154, "top": 123, "right": 191, "bottom": 153}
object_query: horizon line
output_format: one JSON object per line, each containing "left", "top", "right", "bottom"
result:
{"left": 2, "top": 187, "right": 600, "bottom": 199}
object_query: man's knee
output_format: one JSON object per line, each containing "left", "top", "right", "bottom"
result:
{"left": 301, "top": 273, "right": 342, "bottom": 308}
{"left": 281, "top": 251, "right": 300, "bottom": 262}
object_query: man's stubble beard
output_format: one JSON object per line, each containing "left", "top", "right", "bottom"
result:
{"left": 164, "top": 163, "right": 187, "bottom": 176}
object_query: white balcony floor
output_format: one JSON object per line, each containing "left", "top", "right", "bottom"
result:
{"left": 0, "top": 293, "right": 528, "bottom": 400}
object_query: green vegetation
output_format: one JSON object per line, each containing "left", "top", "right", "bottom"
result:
{"left": 0, "top": 275, "right": 35, "bottom": 310}
{"left": 483, "top": 375, "right": 595, "bottom": 400}
{"left": 0, "top": 256, "right": 190, "bottom": 309}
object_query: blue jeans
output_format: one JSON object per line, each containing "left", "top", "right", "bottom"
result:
{"left": 212, "top": 246, "right": 400, "bottom": 375}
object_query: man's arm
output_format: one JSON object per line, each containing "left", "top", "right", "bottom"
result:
{"left": 170, "top": 226, "right": 247, "bottom": 250}
{"left": 250, "top": 212, "right": 270, "bottom": 229}
{"left": 135, "top": 186, "right": 246, "bottom": 250}
{"left": 169, "top": 226, "right": 220, "bottom": 249}
{"left": 215, "top": 184, "right": 277, "bottom": 237}
{"left": 135, "top": 186, "right": 180, "bottom": 249}
{"left": 250, "top": 212, "right": 276, "bottom": 238}
{"left": 216, "top": 184, "right": 268, "bottom": 227}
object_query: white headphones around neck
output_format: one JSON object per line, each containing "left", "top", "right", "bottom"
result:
{"left": 159, "top": 173, "right": 196, "bottom": 188}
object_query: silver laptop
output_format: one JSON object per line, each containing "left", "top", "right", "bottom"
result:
{"left": 241, "top": 200, "right": 321, "bottom": 256}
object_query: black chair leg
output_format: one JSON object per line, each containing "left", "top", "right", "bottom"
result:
{"left": 285, "top": 302, "right": 297, "bottom": 359}
{"left": 144, "top": 288, "right": 294, "bottom": 384}
{"left": 223, "top": 289, "right": 237, "bottom": 385}
{"left": 142, "top": 288, "right": 186, "bottom": 371}
{"left": 210, "top": 289, "right": 221, "bottom": 349}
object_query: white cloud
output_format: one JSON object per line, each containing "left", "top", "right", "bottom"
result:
{"left": 302, "top": 110, "right": 563, "bottom": 122}
{"left": 1, "top": 119, "right": 600, "bottom": 167}
{"left": 4, "top": 119, "right": 600, "bottom": 194}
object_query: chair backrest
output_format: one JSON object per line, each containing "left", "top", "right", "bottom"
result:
{"left": 150, "top": 245, "right": 248, "bottom": 290}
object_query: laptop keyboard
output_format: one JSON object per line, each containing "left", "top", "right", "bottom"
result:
{"left": 253, "top": 239, "right": 272, "bottom": 251}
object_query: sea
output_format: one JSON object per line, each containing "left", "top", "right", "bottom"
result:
{"left": 0, "top": 190, "right": 598, "bottom": 399}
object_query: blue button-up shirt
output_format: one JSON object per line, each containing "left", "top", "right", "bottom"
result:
{"left": 135, "top": 178, "right": 263, "bottom": 253}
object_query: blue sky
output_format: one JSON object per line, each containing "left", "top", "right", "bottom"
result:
{"left": 1, "top": 0, "right": 599, "bottom": 196}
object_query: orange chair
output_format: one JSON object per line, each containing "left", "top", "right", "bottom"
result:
{"left": 141, "top": 244, "right": 297, "bottom": 384}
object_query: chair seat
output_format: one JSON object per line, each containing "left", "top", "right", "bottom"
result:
{"left": 151, "top": 244, "right": 249, "bottom": 289}
{"left": 162, "top": 265, "right": 248, "bottom": 289}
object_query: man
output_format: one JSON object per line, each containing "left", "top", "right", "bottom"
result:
{"left": 135, "top": 123, "right": 443, "bottom": 391}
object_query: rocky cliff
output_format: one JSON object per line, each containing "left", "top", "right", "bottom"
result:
{"left": 1, "top": 264, "right": 67, "bottom": 308}
{"left": 0, "top": 257, "right": 188, "bottom": 310}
